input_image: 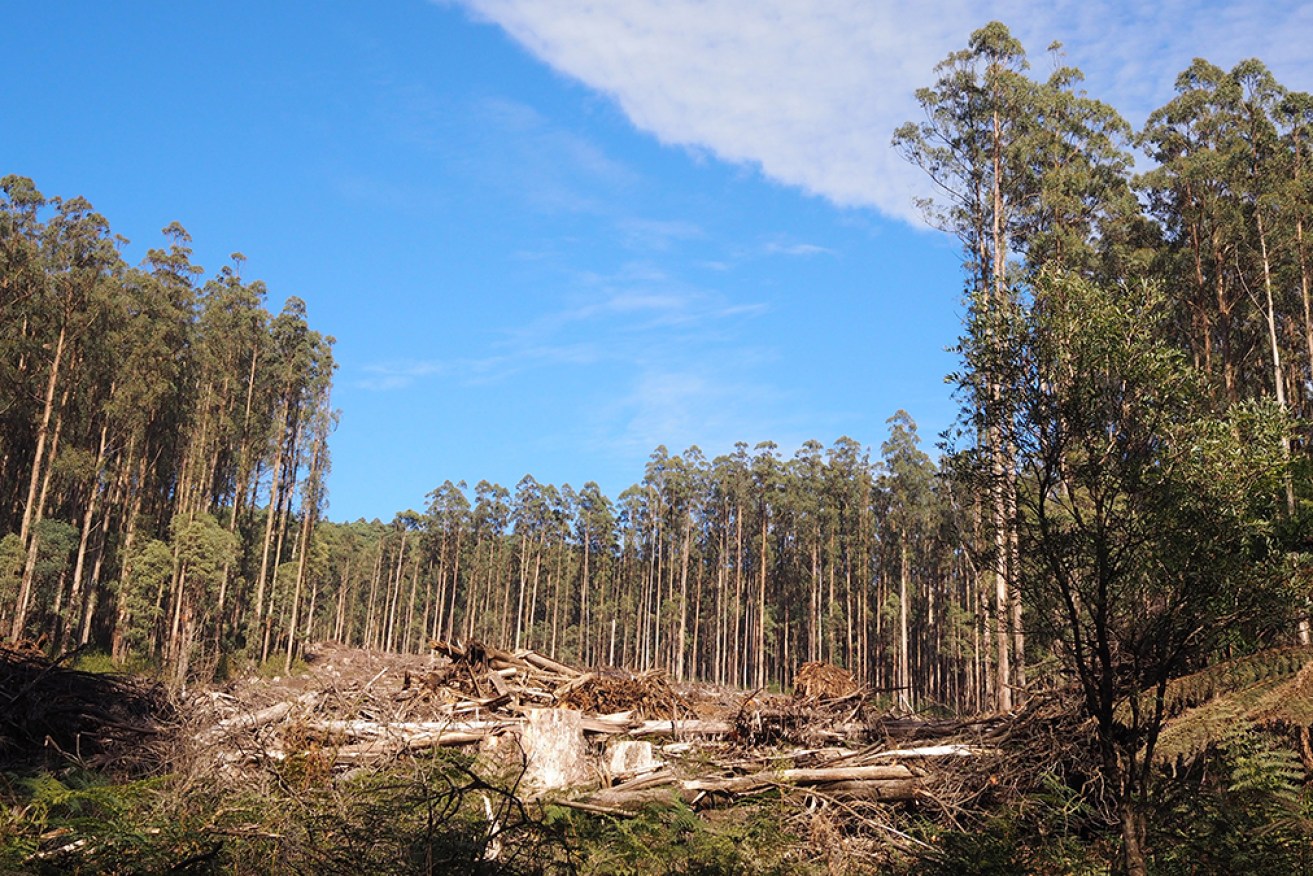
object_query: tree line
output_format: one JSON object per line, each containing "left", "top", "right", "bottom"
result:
{"left": 283, "top": 426, "right": 972, "bottom": 706}
{"left": 0, "top": 175, "right": 335, "bottom": 683}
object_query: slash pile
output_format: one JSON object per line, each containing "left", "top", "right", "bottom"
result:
{"left": 186, "top": 640, "right": 1005, "bottom": 826}
{"left": 0, "top": 642, "right": 171, "bottom": 774}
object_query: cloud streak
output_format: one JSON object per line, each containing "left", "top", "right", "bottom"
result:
{"left": 451, "top": 0, "right": 1313, "bottom": 224}
{"left": 357, "top": 262, "right": 770, "bottom": 391}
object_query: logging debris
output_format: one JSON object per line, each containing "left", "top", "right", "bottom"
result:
{"left": 181, "top": 639, "right": 1017, "bottom": 823}
{"left": 793, "top": 660, "right": 859, "bottom": 700}
{"left": 0, "top": 642, "right": 172, "bottom": 774}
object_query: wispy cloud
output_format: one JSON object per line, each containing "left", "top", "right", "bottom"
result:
{"left": 617, "top": 217, "right": 704, "bottom": 251}
{"left": 604, "top": 369, "right": 776, "bottom": 456}
{"left": 449, "top": 0, "right": 1313, "bottom": 224}
{"left": 468, "top": 96, "right": 641, "bottom": 213}
{"left": 356, "top": 262, "right": 770, "bottom": 393}
{"left": 354, "top": 360, "right": 450, "bottom": 391}
{"left": 762, "top": 240, "right": 835, "bottom": 258}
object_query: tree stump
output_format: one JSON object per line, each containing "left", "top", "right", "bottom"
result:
{"left": 521, "top": 708, "right": 594, "bottom": 792}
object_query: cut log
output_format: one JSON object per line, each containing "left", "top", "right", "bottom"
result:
{"left": 577, "top": 763, "right": 923, "bottom": 812}
{"left": 520, "top": 650, "right": 581, "bottom": 678}
{"left": 198, "top": 693, "right": 317, "bottom": 745}
{"left": 628, "top": 719, "right": 733, "bottom": 737}
{"left": 604, "top": 740, "right": 663, "bottom": 782}
{"left": 801, "top": 779, "right": 920, "bottom": 801}
{"left": 684, "top": 764, "right": 919, "bottom": 794}
{"left": 303, "top": 718, "right": 516, "bottom": 743}
{"left": 866, "top": 744, "right": 992, "bottom": 759}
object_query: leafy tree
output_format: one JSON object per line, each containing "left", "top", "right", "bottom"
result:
{"left": 880, "top": 411, "right": 939, "bottom": 710}
{"left": 969, "top": 272, "right": 1296, "bottom": 874}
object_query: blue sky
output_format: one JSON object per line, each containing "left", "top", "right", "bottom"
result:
{"left": 5, "top": 1, "right": 1312, "bottom": 521}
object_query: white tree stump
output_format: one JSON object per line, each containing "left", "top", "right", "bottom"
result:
{"left": 521, "top": 708, "right": 594, "bottom": 792}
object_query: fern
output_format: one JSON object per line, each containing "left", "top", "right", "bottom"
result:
{"left": 1220, "top": 719, "right": 1305, "bottom": 810}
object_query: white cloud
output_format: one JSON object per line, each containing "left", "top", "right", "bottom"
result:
{"left": 449, "top": 0, "right": 1313, "bottom": 224}
{"left": 763, "top": 240, "right": 835, "bottom": 258}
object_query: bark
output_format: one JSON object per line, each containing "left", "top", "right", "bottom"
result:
{"left": 11, "top": 325, "right": 67, "bottom": 639}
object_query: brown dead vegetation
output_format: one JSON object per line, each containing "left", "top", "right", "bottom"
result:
{"left": 0, "top": 642, "right": 172, "bottom": 775}
{"left": 793, "top": 660, "right": 859, "bottom": 700}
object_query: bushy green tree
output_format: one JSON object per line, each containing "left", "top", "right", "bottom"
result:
{"left": 964, "top": 272, "right": 1297, "bottom": 873}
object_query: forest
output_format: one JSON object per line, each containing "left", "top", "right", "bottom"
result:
{"left": 3, "top": 21, "right": 1313, "bottom": 875}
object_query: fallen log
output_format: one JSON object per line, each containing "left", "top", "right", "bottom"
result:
{"left": 866, "top": 744, "right": 993, "bottom": 759}
{"left": 519, "top": 650, "right": 580, "bottom": 678}
{"left": 580, "top": 763, "right": 922, "bottom": 811}
{"left": 627, "top": 719, "right": 734, "bottom": 737}
{"left": 804, "top": 779, "right": 920, "bottom": 801}
{"left": 684, "top": 764, "right": 920, "bottom": 794}
{"left": 302, "top": 718, "right": 517, "bottom": 743}
{"left": 198, "top": 694, "right": 317, "bottom": 745}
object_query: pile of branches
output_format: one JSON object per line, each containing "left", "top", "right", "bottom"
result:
{"left": 421, "top": 638, "right": 579, "bottom": 704}
{"left": 556, "top": 668, "right": 691, "bottom": 720}
{"left": 191, "top": 640, "right": 723, "bottom": 772}
{"left": 0, "top": 643, "right": 172, "bottom": 774}
{"left": 734, "top": 689, "right": 875, "bottom": 748}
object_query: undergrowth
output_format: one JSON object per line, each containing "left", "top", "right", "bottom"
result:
{"left": 1, "top": 756, "right": 808, "bottom": 874}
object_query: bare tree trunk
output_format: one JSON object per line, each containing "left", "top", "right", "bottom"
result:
{"left": 11, "top": 326, "right": 68, "bottom": 639}
{"left": 676, "top": 512, "right": 692, "bottom": 682}
{"left": 898, "top": 533, "right": 910, "bottom": 712}
{"left": 65, "top": 416, "right": 110, "bottom": 649}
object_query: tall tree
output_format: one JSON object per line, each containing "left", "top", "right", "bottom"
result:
{"left": 879, "top": 412, "right": 938, "bottom": 712}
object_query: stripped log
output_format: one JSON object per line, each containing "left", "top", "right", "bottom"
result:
{"left": 198, "top": 693, "right": 317, "bottom": 745}
{"left": 627, "top": 719, "right": 734, "bottom": 737}
{"left": 684, "top": 764, "right": 921, "bottom": 794}
{"left": 303, "top": 718, "right": 516, "bottom": 742}
{"left": 581, "top": 763, "right": 922, "bottom": 811}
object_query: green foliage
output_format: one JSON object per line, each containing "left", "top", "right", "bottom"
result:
{"left": 1003, "top": 274, "right": 1293, "bottom": 732}
{"left": 554, "top": 800, "right": 807, "bottom": 876}
{"left": 0, "top": 533, "right": 21, "bottom": 608}
{"left": 0, "top": 770, "right": 206, "bottom": 875}
{"left": 1144, "top": 648, "right": 1313, "bottom": 762}
{"left": 912, "top": 793, "right": 1113, "bottom": 876}
{"left": 170, "top": 513, "right": 238, "bottom": 590}
{"left": 1150, "top": 723, "right": 1313, "bottom": 875}
{"left": 118, "top": 539, "right": 172, "bottom": 656}
{"left": 69, "top": 650, "right": 118, "bottom": 675}
{"left": 31, "top": 518, "right": 78, "bottom": 586}
{"left": 2, "top": 753, "right": 574, "bottom": 875}
{"left": 254, "top": 654, "right": 310, "bottom": 679}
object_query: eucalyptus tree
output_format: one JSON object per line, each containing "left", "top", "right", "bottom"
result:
{"left": 0, "top": 176, "right": 50, "bottom": 535}
{"left": 879, "top": 412, "right": 939, "bottom": 711}
{"left": 822, "top": 436, "right": 875, "bottom": 677}
{"left": 250, "top": 297, "right": 332, "bottom": 654}
{"left": 896, "top": 22, "right": 1139, "bottom": 711}
{"left": 425, "top": 479, "right": 471, "bottom": 643}
{"left": 283, "top": 380, "right": 334, "bottom": 670}
{"left": 1140, "top": 60, "right": 1256, "bottom": 401}
{"left": 893, "top": 22, "right": 1034, "bottom": 710}
{"left": 574, "top": 480, "right": 615, "bottom": 665}
{"left": 1278, "top": 90, "right": 1313, "bottom": 411}
{"left": 466, "top": 480, "right": 511, "bottom": 642}
{"left": 10, "top": 193, "right": 122, "bottom": 640}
